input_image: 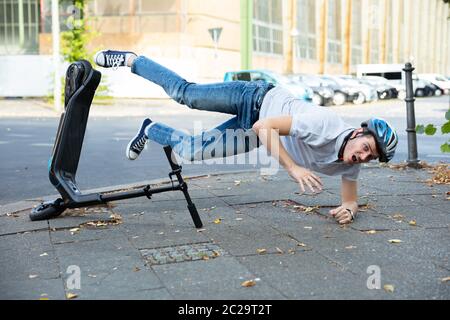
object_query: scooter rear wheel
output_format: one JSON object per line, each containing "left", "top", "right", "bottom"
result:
{"left": 30, "top": 199, "right": 66, "bottom": 221}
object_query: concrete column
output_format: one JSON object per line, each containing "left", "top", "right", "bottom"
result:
{"left": 420, "top": 0, "right": 430, "bottom": 72}
{"left": 409, "top": 0, "right": 422, "bottom": 72}
{"left": 318, "top": 0, "right": 327, "bottom": 74}
{"left": 283, "top": 0, "right": 296, "bottom": 74}
{"left": 343, "top": 0, "right": 352, "bottom": 74}
{"left": 435, "top": 0, "right": 443, "bottom": 72}
{"left": 443, "top": 4, "right": 450, "bottom": 75}
{"left": 392, "top": 0, "right": 401, "bottom": 63}
{"left": 361, "top": 0, "right": 370, "bottom": 64}
{"left": 428, "top": 0, "right": 437, "bottom": 73}
{"left": 379, "top": 0, "right": 388, "bottom": 64}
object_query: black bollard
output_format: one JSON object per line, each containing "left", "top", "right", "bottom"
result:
{"left": 403, "top": 62, "right": 421, "bottom": 168}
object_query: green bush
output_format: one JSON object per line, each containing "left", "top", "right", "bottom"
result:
{"left": 416, "top": 109, "right": 450, "bottom": 153}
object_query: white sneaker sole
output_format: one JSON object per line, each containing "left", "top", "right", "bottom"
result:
{"left": 126, "top": 131, "right": 148, "bottom": 160}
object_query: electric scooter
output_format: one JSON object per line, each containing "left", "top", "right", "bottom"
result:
{"left": 30, "top": 60, "right": 203, "bottom": 229}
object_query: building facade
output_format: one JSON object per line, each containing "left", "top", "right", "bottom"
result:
{"left": 1, "top": 0, "right": 449, "bottom": 96}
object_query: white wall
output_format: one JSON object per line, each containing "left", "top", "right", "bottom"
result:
{"left": 0, "top": 55, "right": 199, "bottom": 98}
{"left": 0, "top": 55, "right": 54, "bottom": 97}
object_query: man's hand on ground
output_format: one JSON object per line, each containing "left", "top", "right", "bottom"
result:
{"left": 329, "top": 202, "right": 358, "bottom": 225}
{"left": 288, "top": 165, "right": 323, "bottom": 194}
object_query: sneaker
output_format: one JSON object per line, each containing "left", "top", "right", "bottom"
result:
{"left": 126, "top": 118, "right": 152, "bottom": 160}
{"left": 94, "top": 50, "right": 137, "bottom": 69}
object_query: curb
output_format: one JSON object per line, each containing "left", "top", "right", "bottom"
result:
{"left": 0, "top": 169, "right": 260, "bottom": 217}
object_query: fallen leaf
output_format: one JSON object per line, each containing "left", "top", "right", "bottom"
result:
{"left": 241, "top": 280, "right": 256, "bottom": 287}
{"left": 288, "top": 249, "right": 295, "bottom": 254}
{"left": 345, "top": 245, "right": 357, "bottom": 250}
{"left": 196, "top": 228, "right": 206, "bottom": 233}
{"left": 383, "top": 284, "right": 395, "bottom": 293}
{"left": 304, "top": 226, "right": 312, "bottom": 230}
{"left": 392, "top": 214, "right": 405, "bottom": 220}
{"left": 6, "top": 212, "right": 19, "bottom": 217}
{"left": 366, "top": 230, "right": 377, "bottom": 235}
{"left": 202, "top": 255, "right": 210, "bottom": 261}
{"left": 213, "top": 218, "right": 222, "bottom": 224}
{"left": 388, "top": 239, "right": 402, "bottom": 244}
{"left": 235, "top": 218, "right": 243, "bottom": 221}
{"left": 441, "top": 277, "right": 450, "bottom": 283}
{"left": 66, "top": 293, "right": 78, "bottom": 299}
{"left": 69, "top": 228, "right": 80, "bottom": 235}
{"left": 276, "top": 247, "right": 284, "bottom": 254}
{"left": 39, "top": 253, "right": 48, "bottom": 257}
{"left": 256, "top": 248, "right": 267, "bottom": 254}
{"left": 212, "top": 250, "right": 221, "bottom": 257}
{"left": 297, "top": 243, "right": 307, "bottom": 247}
{"left": 88, "top": 274, "right": 97, "bottom": 278}
{"left": 409, "top": 220, "right": 417, "bottom": 226}
{"left": 234, "top": 180, "right": 241, "bottom": 186}
{"left": 29, "top": 274, "right": 38, "bottom": 279}
{"left": 133, "top": 267, "right": 140, "bottom": 272}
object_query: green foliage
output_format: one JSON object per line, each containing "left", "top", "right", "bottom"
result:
{"left": 416, "top": 108, "right": 450, "bottom": 153}
{"left": 59, "top": 0, "right": 110, "bottom": 102}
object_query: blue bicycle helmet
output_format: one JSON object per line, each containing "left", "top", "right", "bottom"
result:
{"left": 361, "top": 118, "right": 398, "bottom": 162}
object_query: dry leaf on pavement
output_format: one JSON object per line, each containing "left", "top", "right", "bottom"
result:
{"left": 214, "top": 218, "right": 222, "bottom": 224}
{"left": 276, "top": 247, "right": 284, "bottom": 254}
{"left": 383, "top": 284, "right": 395, "bottom": 293}
{"left": 409, "top": 220, "right": 417, "bottom": 226}
{"left": 388, "top": 239, "right": 402, "bottom": 244}
{"left": 366, "top": 230, "right": 377, "bottom": 235}
{"left": 66, "top": 293, "right": 78, "bottom": 299}
{"left": 256, "top": 248, "right": 267, "bottom": 254}
{"left": 241, "top": 280, "right": 256, "bottom": 287}
{"left": 441, "top": 277, "right": 450, "bottom": 283}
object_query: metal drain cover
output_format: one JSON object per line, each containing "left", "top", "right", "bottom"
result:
{"left": 140, "top": 243, "right": 227, "bottom": 265}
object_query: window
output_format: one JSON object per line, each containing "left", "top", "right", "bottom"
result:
{"left": 296, "top": 0, "right": 316, "bottom": 60}
{"left": 0, "top": 0, "right": 40, "bottom": 55}
{"left": 327, "top": 0, "right": 341, "bottom": 64}
{"left": 351, "top": 0, "right": 362, "bottom": 65}
{"left": 253, "top": 0, "right": 283, "bottom": 55}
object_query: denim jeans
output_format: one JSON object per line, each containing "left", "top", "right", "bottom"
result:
{"left": 131, "top": 56, "right": 273, "bottom": 161}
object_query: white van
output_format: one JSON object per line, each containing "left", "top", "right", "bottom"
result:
{"left": 356, "top": 64, "right": 405, "bottom": 81}
{"left": 356, "top": 64, "right": 406, "bottom": 99}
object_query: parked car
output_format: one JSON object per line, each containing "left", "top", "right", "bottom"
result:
{"left": 321, "top": 75, "right": 377, "bottom": 104}
{"left": 418, "top": 74, "right": 450, "bottom": 95}
{"left": 358, "top": 76, "right": 398, "bottom": 100}
{"left": 223, "top": 70, "right": 314, "bottom": 101}
{"left": 288, "top": 74, "right": 334, "bottom": 106}
{"left": 316, "top": 75, "right": 359, "bottom": 105}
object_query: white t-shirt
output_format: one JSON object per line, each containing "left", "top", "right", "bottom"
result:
{"left": 258, "top": 86, "right": 360, "bottom": 181}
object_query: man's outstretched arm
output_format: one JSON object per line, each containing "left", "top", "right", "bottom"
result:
{"left": 252, "top": 116, "right": 323, "bottom": 193}
{"left": 329, "top": 178, "right": 358, "bottom": 224}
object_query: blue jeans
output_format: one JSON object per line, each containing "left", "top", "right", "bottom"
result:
{"left": 131, "top": 56, "right": 273, "bottom": 161}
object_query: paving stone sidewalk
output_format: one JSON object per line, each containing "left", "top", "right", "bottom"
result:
{"left": 0, "top": 165, "right": 449, "bottom": 300}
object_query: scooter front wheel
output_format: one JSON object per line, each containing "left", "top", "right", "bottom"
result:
{"left": 30, "top": 199, "right": 66, "bottom": 221}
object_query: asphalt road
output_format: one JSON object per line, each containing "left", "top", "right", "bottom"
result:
{"left": 0, "top": 95, "right": 448, "bottom": 205}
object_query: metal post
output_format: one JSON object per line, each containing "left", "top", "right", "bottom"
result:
{"left": 52, "top": 0, "right": 61, "bottom": 112}
{"left": 403, "top": 62, "right": 420, "bottom": 168}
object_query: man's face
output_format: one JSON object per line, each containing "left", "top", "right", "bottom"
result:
{"left": 343, "top": 131, "right": 379, "bottom": 164}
